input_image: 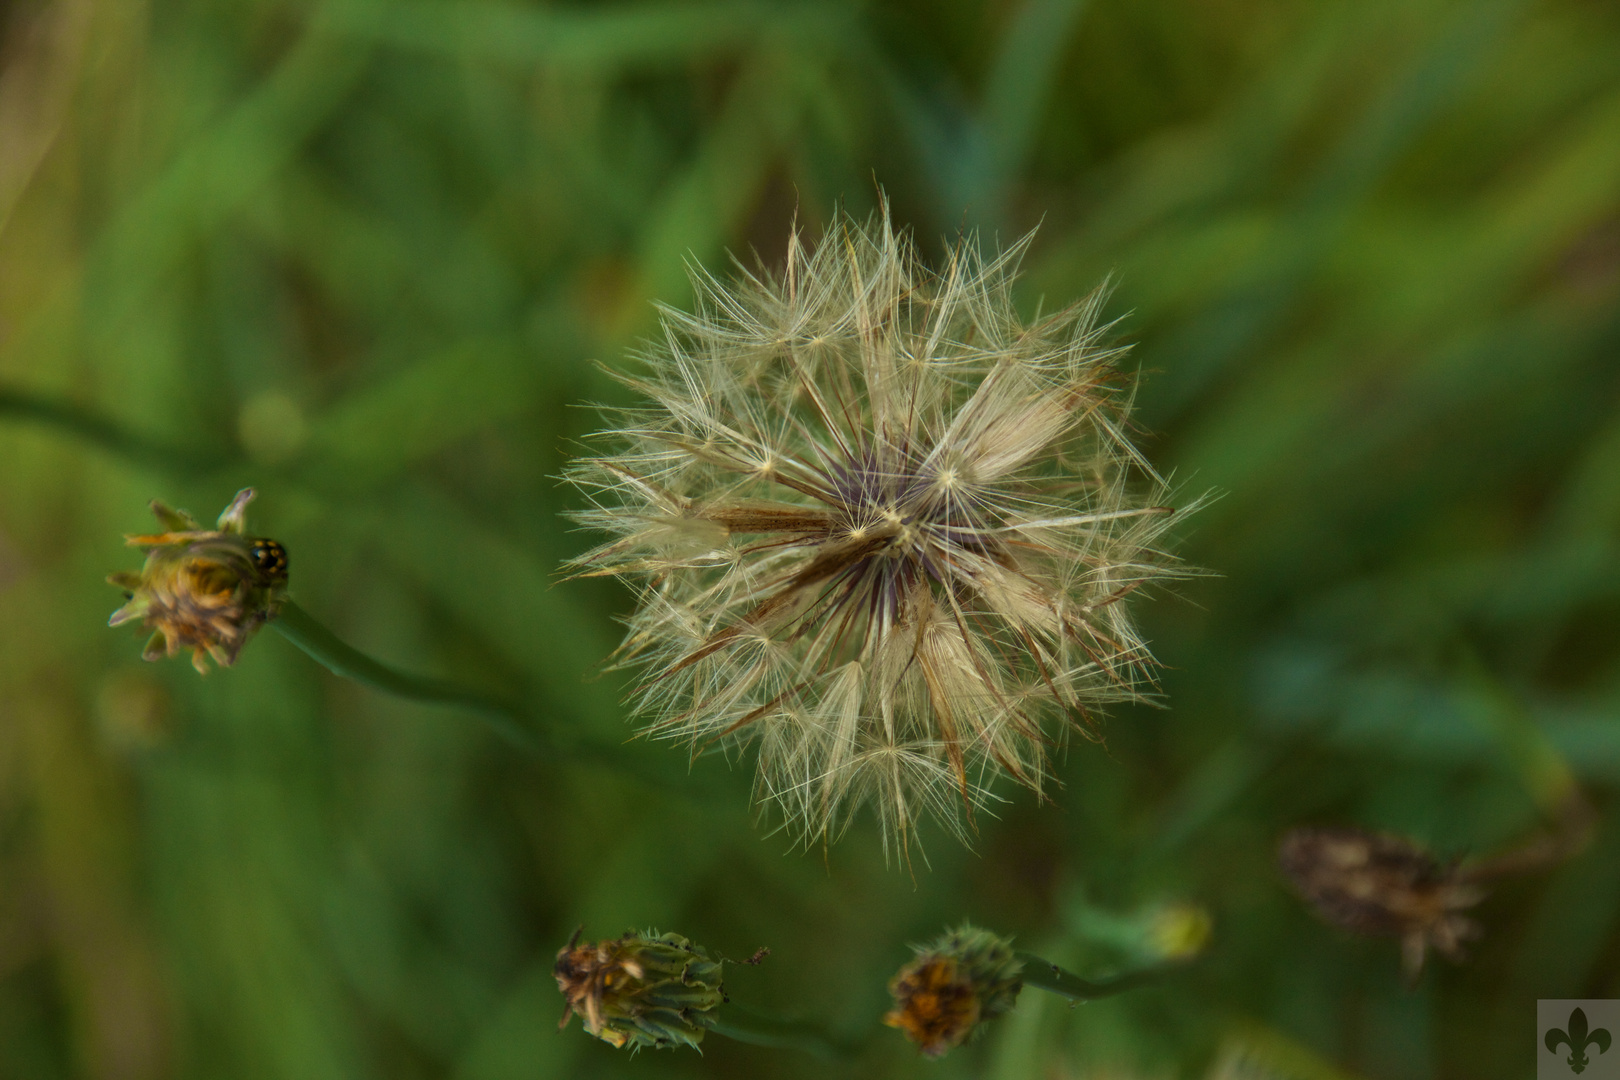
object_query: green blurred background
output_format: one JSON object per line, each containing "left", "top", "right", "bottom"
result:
{"left": 2, "top": 0, "right": 1619, "bottom": 1076}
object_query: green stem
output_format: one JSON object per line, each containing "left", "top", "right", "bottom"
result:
{"left": 4, "top": 388, "right": 715, "bottom": 794}
{"left": 709, "top": 1001, "right": 858, "bottom": 1061}
{"left": 1014, "top": 952, "right": 1166, "bottom": 1002}
{"left": 0, "top": 386, "right": 224, "bottom": 474}
{"left": 270, "top": 600, "right": 713, "bottom": 800}
{"left": 271, "top": 598, "right": 542, "bottom": 753}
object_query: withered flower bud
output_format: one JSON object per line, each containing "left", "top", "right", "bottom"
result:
{"left": 884, "top": 923, "right": 1023, "bottom": 1058}
{"left": 107, "top": 489, "right": 289, "bottom": 675}
{"left": 553, "top": 929, "right": 726, "bottom": 1051}
{"left": 1278, "top": 826, "right": 1485, "bottom": 981}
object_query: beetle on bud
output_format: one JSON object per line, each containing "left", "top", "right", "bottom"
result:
{"left": 107, "top": 488, "right": 288, "bottom": 675}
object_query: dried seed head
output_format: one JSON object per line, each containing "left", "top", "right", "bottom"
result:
{"left": 107, "top": 489, "right": 289, "bottom": 675}
{"left": 1278, "top": 826, "right": 1485, "bottom": 981}
{"left": 884, "top": 923, "right": 1023, "bottom": 1057}
{"left": 553, "top": 929, "right": 726, "bottom": 1052}
{"left": 565, "top": 207, "right": 1195, "bottom": 853}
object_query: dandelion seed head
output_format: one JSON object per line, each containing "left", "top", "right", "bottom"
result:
{"left": 566, "top": 207, "right": 1194, "bottom": 856}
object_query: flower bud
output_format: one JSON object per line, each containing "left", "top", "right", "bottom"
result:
{"left": 107, "top": 489, "right": 289, "bottom": 675}
{"left": 1068, "top": 895, "right": 1213, "bottom": 966}
{"left": 1278, "top": 826, "right": 1484, "bottom": 980}
{"left": 1144, "top": 902, "right": 1214, "bottom": 963}
{"left": 553, "top": 929, "right": 726, "bottom": 1051}
{"left": 884, "top": 923, "right": 1023, "bottom": 1058}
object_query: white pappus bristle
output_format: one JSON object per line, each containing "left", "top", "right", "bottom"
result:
{"left": 566, "top": 207, "right": 1195, "bottom": 858}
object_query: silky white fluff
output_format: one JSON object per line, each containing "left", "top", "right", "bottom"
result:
{"left": 566, "top": 209, "right": 1193, "bottom": 856}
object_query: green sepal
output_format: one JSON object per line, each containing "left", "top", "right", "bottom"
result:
{"left": 149, "top": 500, "right": 198, "bottom": 531}
{"left": 215, "top": 489, "right": 255, "bottom": 533}
{"left": 142, "top": 631, "right": 168, "bottom": 661}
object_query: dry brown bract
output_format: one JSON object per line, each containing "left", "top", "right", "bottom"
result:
{"left": 1278, "top": 826, "right": 1485, "bottom": 981}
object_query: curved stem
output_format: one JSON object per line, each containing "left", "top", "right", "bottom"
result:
{"left": 4, "top": 389, "right": 715, "bottom": 794}
{"left": 0, "top": 386, "right": 224, "bottom": 474}
{"left": 270, "top": 600, "right": 716, "bottom": 801}
{"left": 1014, "top": 952, "right": 1168, "bottom": 1002}
{"left": 0, "top": 388, "right": 553, "bottom": 758}
{"left": 709, "top": 1001, "right": 859, "bottom": 1061}
{"left": 271, "top": 598, "right": 542, "bottom": 752}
